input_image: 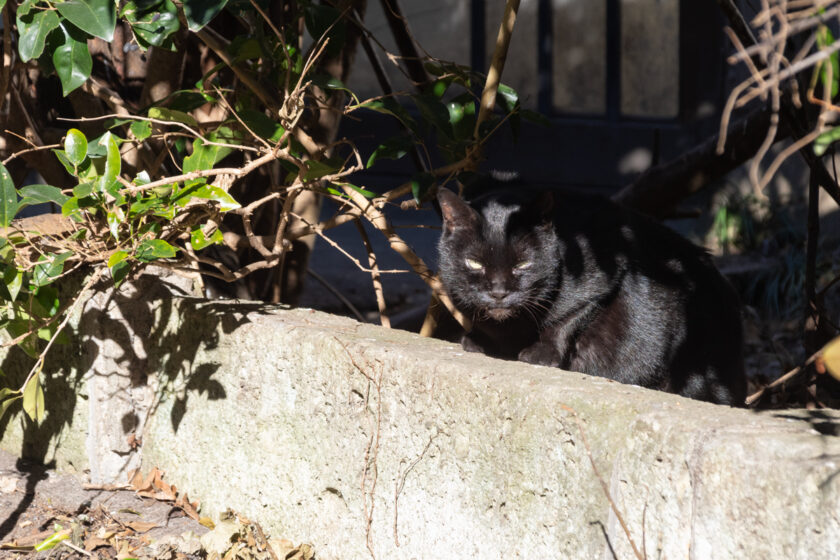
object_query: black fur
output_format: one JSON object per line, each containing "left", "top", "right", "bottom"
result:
{"left": 437, "top": 187, "right": 746, "bottom": 405}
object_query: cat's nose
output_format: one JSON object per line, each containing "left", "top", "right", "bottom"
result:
{"left": 489, "top": 289, "right": 507, "bottom": 301}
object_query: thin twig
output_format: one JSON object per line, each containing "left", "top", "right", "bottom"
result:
{"left": 355, "top": 219, "right": 390, "bottom": 328}
{"left": 307, "top": 268, "right": 366, "bottom": 323}
{"left": 561, "top": 405, "right": 644, "bottom": 560}
{"left": 746, "top": 349, "right": 822, "bottom": 406}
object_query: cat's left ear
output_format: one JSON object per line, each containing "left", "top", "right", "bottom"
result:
{"left": 438, "top": 188, "right": 479, "bottom": 233}
{"left": 524, "top": 191, "right": 555, "bottom": 224}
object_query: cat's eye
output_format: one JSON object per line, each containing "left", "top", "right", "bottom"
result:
{"left": 465, "top": 258, "right": 484, "bottom": 270}
{"left": 514, "top": 261, "right": 532, "bottom": 270}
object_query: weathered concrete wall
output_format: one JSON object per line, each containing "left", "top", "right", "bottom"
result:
{"left": 2, "top": 290, "right": 839, "bottom": 559}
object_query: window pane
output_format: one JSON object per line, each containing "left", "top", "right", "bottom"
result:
{"left": 621, "top": 0, "right": 679, "bottom": 118}
{"left": 552, "top": 0, "right": 607, "bottom": 115}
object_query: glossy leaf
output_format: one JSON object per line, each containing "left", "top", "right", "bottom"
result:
{"left": 97, "top": 132, "right": 121, "bottom": 193}
{"left": 238, "top": 109, "right": 285, "bottom": 142}
{"left": 366, "top": 135, "right": 413, "bottom": 169}
{"left": 56, "top": 0, "right": 116, "bottom": 41}
{"left": 183, "top": 139, "right": 224, "bottom": 173}
{"left": 303, "top": 3, "right": 345, "bottom": 56}
{"left": 0, "top": 388, "right": 22, "bottom": 423}
{"left": 106, "top": 209, "right": 124, "bottom": 240}
{"left": 128, "top": 0, "right": 179, "bottom": 48}
{"left": 189, "top": 185, "right": 240, "bottom": 211}
{"left": 496, "top": 83, "right": 519, "bottom": 113}
{"left": 34, "top": 285, "right": 60, "bottom": 317}
{"left": 22, "top": 372, "right": 45, "bottom": 423}
{"left": 130, "top": 120, "right": 152, "bottom": 141}
{"left": 64, "top": 129, "right": 88, "bottom": 165}
{"left": 814, "top": 126, "right": 840, "bottom": 156}
{"left": 135, "top": 239, "right": 179, "bottom": 262}
{"left": 3, "top": 266, "right": 23, "bottom": 302}
{"left": 0, "top": 164, "right": 17, "bottom": 227}
{"left": 18, "top": 184, "right": 70, "bottom": 212}
{"left": 32, "top": 252, "right": 72, "bottom": 287}
{"left": 148, "top": 107, "right": 199, "bottom": 128}
{"left": 303, "top": 157, "right": 344, "bottom": 182}
{"left": 183, "top": 0, "right": 228, "bottom": 32}
{"left": 109, "top": 252, "right": 132, "bottom": 285}
{"left": 413, "top": 94, "right": 453, "bottom": 139}
{"left": 410, "top": 172, "right": 436, "bottom": 203}
{"left": 190, "top": 226, "right": 224, "bottom": 250}
{"left": 817, "top": 25, "right": 839, "bottom": 99}
{"left": 52, "top": 25, "right": 93, "bottom": 96}
{"left": 16, "top": 1, "right": 61, "bottom": 62}
{"left": 359, "top": 98, "right": 418, "bottom": 135}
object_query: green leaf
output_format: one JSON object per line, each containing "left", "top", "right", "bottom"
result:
{"left": 148, "top": 107, "right": 199, "bottom": 128}
{"left": 22, "top": 372, "right": 45, "bottom": 423}
{"left": 107, "top": 250, "right": 128, "bottom": 269}
{"left": 413, "top": 94, "right": 453, "bottom": 139}
{"left": 303, "top": 157, "right": 344, "bottom": 182}
{"left": 410, "top": 172, "right": 436, "bottom": 203}
{"left": 109, "top": 253, "right": 131, "bottom": 286}
{"left": 331, "top": 182, "right": 377, "bottom": 199}
{"left": 64, "top": 129, "right": 88, "bottom": 165}
{"left": 55, "top": 0, "right": 116, "bottom": 41}
{"left": 0, "top": 164, "right": 18, "bottom": 227}
{"left": 190, "top": 226, "right": 224, "bottom": 250}
{"left": 183, "top": 0, "right": 228, "bottom": 32}
{"left": 183, "top": 139, "right": 224, "bottom": 173}
{"left": 366, "top": 135, "right": 414, "bottom": 169}
{"left": 130, "top": 120, "right": 152, "bottom": 141}
{"left": 308, "top": 73, "right": 358, "bottom": 104}
{"left": 32, "top": 252, "right": 72, "bottom": 287}
{"left": 189, "top": 185, "right": 240, "bottom": 211}
{"left": 496, "top": 83, "right": 519, "bottom": 113}
{"left": 106, "top": 209, "right": 123, "bottom": 240}
{"left": 3, "top": 266, "right": 23, "bottom": 302}
{"left": 16, "top": 1, "right": 61, "bottom": 63}
{"left": 19, "top": 184, "right": 70, "bottom": 208}
{"left": 135, "top": 239, "right": 178, "bottom": 262}
{"left": 73, "top": 182, "right": 94, "bottom": 197}
{"left": 97, "top": 132, "right": 121, "bottom": 194}
{"left": 127, "top": 0, "right": 179, "bottom": 48}
{"left": 814, "top": 126, "right": 840, "bottom": 156}
{"left": 817, "top": 25, "right": 839, "bottom": 99}
{"left": 0, "top": 388, "right": 23, "bottom": 423}
{"left": 303, "top": 4, "right": 345, "bottom": 56}
{"left": 360, "top": 98, "right": 419, "bottom": 135}
{"left": 520, "top": 109, "right": 551, "bottom": 127}
{"left": 33, "top": 285, "right": 60, "bottom": 317}
{"left": 52, "top": 24, "right": 93, "bottom": 96}
{"left": 237, "top": 109, "right": 285, "bottom": 142}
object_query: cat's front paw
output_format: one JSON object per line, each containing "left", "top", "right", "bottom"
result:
{"left": 461, "top": 333, "right": 485, "bottom": 353}
{"left": 518, "top": 342, "right": 561, "bottom": 367}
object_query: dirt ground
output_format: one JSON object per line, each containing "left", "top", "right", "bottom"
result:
{"left": 0, "top": 449, "right": 314, "bottom": 559}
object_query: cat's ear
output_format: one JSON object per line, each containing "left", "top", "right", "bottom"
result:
{"left": 523, "top": 191, "right": 555, "bottom": 224}
{"left": 437, "top": 188, "right": 478, "bottom": 233}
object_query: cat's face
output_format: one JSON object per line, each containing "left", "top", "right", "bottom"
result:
{"left": 437, "top": 189, "right": 559, "bottom": 322}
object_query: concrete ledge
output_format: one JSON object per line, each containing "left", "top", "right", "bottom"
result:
{"left": 2, "top": 289, "right": 839, "bottom": 559}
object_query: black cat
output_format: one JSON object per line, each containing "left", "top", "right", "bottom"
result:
{"left": 436, "top": 186, "right": 746, "bottom": 405}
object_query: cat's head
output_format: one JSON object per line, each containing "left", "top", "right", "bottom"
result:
{"left": 437, "top": 188, "right": 559, "bottom": 322}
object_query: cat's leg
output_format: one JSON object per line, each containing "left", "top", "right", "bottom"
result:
{"left": 460, "top": 331, "right": 487, "bottom": 353}
{"left": 517, "top": 342, "right": 562, "bottom": 367}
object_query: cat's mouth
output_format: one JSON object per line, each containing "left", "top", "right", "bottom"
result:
{"left": 485, "top": 307, "right": 515, "bottom": 321}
